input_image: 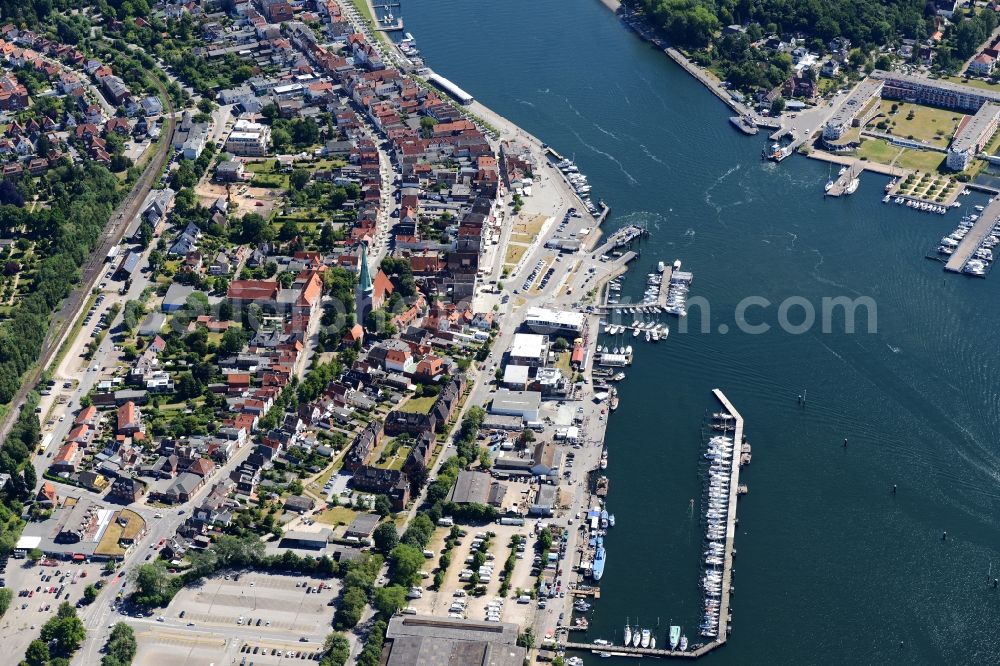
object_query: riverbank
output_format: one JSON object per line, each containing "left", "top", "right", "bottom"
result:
{"left": 605, "top": 6, "right": 780, "bottom": 131}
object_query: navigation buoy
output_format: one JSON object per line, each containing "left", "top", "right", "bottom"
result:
{"left": 892, "top": 484, "right": 897, "bottom": 495}
{"left": 843, "top": 438, "right": 848, "bottom": 448}
{"left": 942, "top": 531, "right": 947, "bottom": 541}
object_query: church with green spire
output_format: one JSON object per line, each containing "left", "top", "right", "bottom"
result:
{"left": 356, "top": 240, "right": 374, "bottom": 322}
{"left": 355, "top": 241, "right": 395, "bottom": 329}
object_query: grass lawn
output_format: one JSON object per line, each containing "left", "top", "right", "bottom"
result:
{"left": 245, "top": 160, "right": 278, "bottom": 173}
{"left": 876, "top": 101, "right": 962, "bottom": 149}
{"left": 894, "top": 149, "right": 946, "bottom": 173}
{"left": 398, "top": 394, "right": 437, "bottom": 414}
{"left": 942, "top": 75, "right": 1000, "bottom": 92}
{"left": 53, "top": 292, "right": 99, "bottom": 368}
{"left": 855, "top": 138, "right": 900, "bottom": 165}
{"left": 555, "top": 350, "right": 572, "bottom": 378}
{"left": 314, "top": 506, "right": 359, "bottom": 526}
{"left": 298, "top": 158, "right": 347, "bottom": 171}
{"left": 349, "top": 0, "right": 389, "bottom": 44}
{"left": 251, "top": 173, "right": 289, "bottom": 189}
{"left": 513, "top": 214, "right": 548, "bottom": 237}
{"left": 386, "top": 444, "right": 412, "bottom": 471}
{"left": 504, "top": 244, "right": 528, "bottom": 267}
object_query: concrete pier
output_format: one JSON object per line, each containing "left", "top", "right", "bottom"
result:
{"left": 712, "top": 388, "right": 744, "bottom": 645}
{"left": 826, "top": 162, "right": 863, "bottom": 197}
{"left": 945, "top": 197, "right": 1000, "bottom": 274}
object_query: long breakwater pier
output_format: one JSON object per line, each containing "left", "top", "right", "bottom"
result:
{"left": 557, "top": 391, "right": 748, "bottom": 660}
{"left": 944, "top": 197, "right": 1000, "bottom": 275}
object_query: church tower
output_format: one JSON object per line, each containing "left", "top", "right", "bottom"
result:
{"left": 356, "top": 241, "right": 374, "bottom": 324}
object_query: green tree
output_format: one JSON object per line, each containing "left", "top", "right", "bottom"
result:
{"left": 373, "top": 494, "right": 394, "bottom": 517}
{"left": 25, "top": 639, "right": 49, "bottom": 666}
{"left": 538, "top": 527, "right": 553, "bottom": 551}
{"left": 82, "top": 584, "right": 99, "bottom": 604}
{"left": 770, "top": 96, "right": 786, "bottom": 116}
{"left": 238, "top": 212, "right": 272, "bottom": 244}
{"left": 372, "top": 584, "right": 407, "bottom": 619}
{"left": 219, "top": 326, "right": 247, "bottom": 355}
{"left": 320, "top": 632, "right": 350, "bottom": 666}
{"left": 372, "top": 522, "right": 399, "bottom": 556}
{"left": 290, "top": 169, "right": 311, "bottom": 190}
{"left": 278, "top": 218, "right": 299, "bottom": 242}
{"left": 335, "top": 586, "right": 367, "bottom": 629}
{"left": 0, "top": 587, "right": 11, "bottom": 617}
{"left": 131, "top": 562, "right": 173, "bottom": 608}
{"left": 41, "top": 603, "right": 86, "bottom": 657}
{"left": 388, "top": 544, "right": 424, "bottom": 588}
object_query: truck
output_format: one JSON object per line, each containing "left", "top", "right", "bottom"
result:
{"left": 499, "top": 517, "right": 525, "bottom": 526}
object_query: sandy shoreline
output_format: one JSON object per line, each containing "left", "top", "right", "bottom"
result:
{"left": 597, "top": 0, "right": 621, "bottom": 12}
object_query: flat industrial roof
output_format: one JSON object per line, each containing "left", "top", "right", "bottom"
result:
{"left": 15, "top": 535, "right": 41, "bottom": 549}
{"left": 524, "top": 306, "right": 584, "bottom": 329}
{"left": 503, "top": 365, "right": 530, "bottom": 384}
{"left": 509, "top": 333, "right": 546, "bottom": 359}
{"left": 492, "top": 389, "right": 541, "bottom": 413}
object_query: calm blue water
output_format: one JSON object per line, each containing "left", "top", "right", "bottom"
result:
{"left": 404, "top": 1, "right": 1000, "bottom": 663}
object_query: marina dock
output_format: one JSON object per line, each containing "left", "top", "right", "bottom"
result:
{"left": 945, "top": 198, "right": 1000, "bottom": 274}
{"left": 556, "top": 391, "right": 747, "bottom": 661}
{"left": 826, "top": 162, "right": 863, "bottom": 197}
{"left": 657, "top": 265, "right": 672, "bottom": 307}
{"left": 562, "top": 640, "right": 704, "bottom": 658}
{"left": 711, "top": 388, "right": 744, "bottom": 646}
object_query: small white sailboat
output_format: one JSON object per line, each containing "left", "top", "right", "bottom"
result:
{"left": 623, "top": 621, "right": 632, "bottom": 648}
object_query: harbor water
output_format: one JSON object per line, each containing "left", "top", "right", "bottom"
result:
{"left": 403, "top": 1, "right": 1000, "bottom": 663}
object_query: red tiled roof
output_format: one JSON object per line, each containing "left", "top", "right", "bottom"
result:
{"left": 228, "top": 279, "right": 278, "bottom": 301}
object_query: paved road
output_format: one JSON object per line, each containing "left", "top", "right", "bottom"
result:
{"left": 0, "top": 77, "right": 177, "bottom": 446}
{"left": 73, "top": 442, "right": 257, "bottom": 666}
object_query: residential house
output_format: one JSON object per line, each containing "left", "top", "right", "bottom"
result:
{"left": 350, "top": 466, "right": 410, "bottom": 511}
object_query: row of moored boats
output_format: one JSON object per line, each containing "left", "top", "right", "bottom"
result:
{"left": 700, "top": 415, "right": 738, "bottom": 639}
{"left": 886, "top": 195, "right": 950, "bottom": 214}
{"left": 936, "top": 210, "right": 999, "bottom": 277}
{"left": 555, "top": 159, "right": 599, "bottom": 215}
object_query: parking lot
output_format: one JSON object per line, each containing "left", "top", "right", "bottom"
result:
{"left": 129, "top": 572, "right": 335, "bottom": 666}
{"left": 407, "top": 522, "right": 544, "bottom": 629}
{"left": 132, "top": 623, "right": 326, "bottom": 666}
{"left": 161, "top": 571, "right": 338, "bottom": 637}
{"left": 0, "top": 557, "right": 106, "bottom": 661}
